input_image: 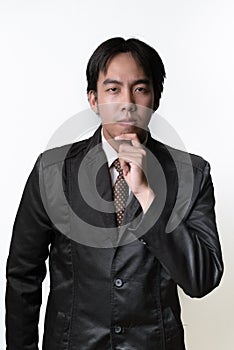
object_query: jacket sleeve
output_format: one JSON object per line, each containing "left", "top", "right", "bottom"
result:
{"left": 130, "top": 161, "right": 224, "bottom": 298}
{"left": 5, "top": 155, "right": 53, "bottom": 350}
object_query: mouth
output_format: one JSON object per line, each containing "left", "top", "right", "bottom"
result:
{"left": 116, "top": 120, "right": 137, "bottom": 126}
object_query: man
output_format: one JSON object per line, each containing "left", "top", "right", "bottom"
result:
{"left": 6, "top": 37, "right": 223, "bottom": 350}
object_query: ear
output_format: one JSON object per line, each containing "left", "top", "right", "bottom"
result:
{"left": 88, "top": 90, "right": 99, "bottom": 114}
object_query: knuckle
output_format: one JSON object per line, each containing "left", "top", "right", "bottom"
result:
{"left": 119, "top": 144, "right": 125, "bottom": 152}
{"left": 138, "top": 149, "right": 146, "bottom": 157}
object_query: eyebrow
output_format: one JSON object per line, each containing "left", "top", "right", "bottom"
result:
{"left": 102, "top": 78, "right": 151, "bottom": 86}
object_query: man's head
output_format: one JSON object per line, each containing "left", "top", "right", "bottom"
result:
{"left": 86, "top": 37, "right": 166, "bottom": 143}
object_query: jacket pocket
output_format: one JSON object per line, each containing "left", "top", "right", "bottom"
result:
{"left": 49, "top": 311, "right": 70, "bottom": 350}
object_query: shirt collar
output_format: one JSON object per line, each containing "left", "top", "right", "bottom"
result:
{"left": 101, "top": 128, "right": 118, "bottom": 167}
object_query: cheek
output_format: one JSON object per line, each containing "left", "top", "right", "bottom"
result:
{"left": 98, "top": 103, "right": 119, "bottom": 121}
{"left": 134, "top": 96, "right": 154, "bottom": 114}
{"left": 145, "top": 96, "right": 154, "bottom": 109}
{"left": 137, "top": 104, "right": 153, "bottom": 120}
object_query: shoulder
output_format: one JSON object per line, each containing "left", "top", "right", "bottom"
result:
{"left": 37, "top": 137, "right": 94, "bottom": 170}
{"left": 38, "top": 125, "right": 102, "bottom": 169}
{"left": 148, "top": 136, "right": 209, "bottom": 174}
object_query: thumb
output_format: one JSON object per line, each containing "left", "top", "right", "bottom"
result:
{"left": 119, "top": 159, "right": 130, "bottom": 176}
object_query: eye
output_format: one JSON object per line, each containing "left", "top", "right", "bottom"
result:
{"left": 106, "top": 87, "right": 118, "bottom": 93}
{"left": 135, "top": 86, "right": 149, "bottom": 93}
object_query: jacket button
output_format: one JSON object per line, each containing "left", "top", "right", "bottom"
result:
{"left": 114, "top": 278, "right": 123, "bottom": 287}
{"left": 139, "top": 238, "right": 147, "bottom": 245}
{"left": 114, "top": 325, "right": 122, "bottom": 334}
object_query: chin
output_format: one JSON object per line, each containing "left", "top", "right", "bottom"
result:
{"left": 103, "top": 124, "right": 147, "bottom": 142}
{"left": 118, "top": 123, "right": 144, "bottom": 133}
{"left": 120, "top": 126, "right": 136, "bottom": 134}
{"left": 119, "top": 125, "right": 147, "bottom": 142}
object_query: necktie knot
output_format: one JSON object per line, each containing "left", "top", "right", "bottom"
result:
{"left": 112, "top": 158, "right": 123, "bottom": 176}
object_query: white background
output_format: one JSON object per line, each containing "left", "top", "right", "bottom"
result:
{"left": 1, "top": 0, "right": 234, "bottom": 349}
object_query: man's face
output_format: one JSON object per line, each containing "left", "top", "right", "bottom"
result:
{"left": 88, "top": 52, "right": 155, "bottom": 143}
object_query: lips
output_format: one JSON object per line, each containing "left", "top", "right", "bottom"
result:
{"left": 116, "top": 120, "right": 137, "bottom": 125}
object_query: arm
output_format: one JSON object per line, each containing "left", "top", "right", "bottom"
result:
{"left": 113, "top": 132, "right": 223, "bottom": 297}
{"left": 5, "top": 155, "right": 53, "bottom": 350}
{"left": 131, "top": 161, "right": 224, "bottom": 297}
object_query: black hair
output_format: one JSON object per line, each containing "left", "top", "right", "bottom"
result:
{"left": 86, "top": 37, "right": 166, "bottom": 109}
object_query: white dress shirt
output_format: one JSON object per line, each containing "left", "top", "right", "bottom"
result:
{"left": 101, "top": 128, "right": 120, "bottom": 187}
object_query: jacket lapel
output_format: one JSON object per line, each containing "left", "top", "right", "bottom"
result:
{"left": 78, "top": 127, "right": 119, "bottom": 246}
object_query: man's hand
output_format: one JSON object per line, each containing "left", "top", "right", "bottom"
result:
{"left": 114, "top": 133, "right": 155, "bottom": 213}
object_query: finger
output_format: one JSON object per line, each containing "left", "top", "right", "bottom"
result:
{"left": 114, "top": 133, "right": 141, "bottom": 146}
{"left": 118, "top": 143, "right": 144, "bottom": 154}
{"left": 118, "top": 149, "right": 146, "bottom": 164}
{"left": 119, "top": 154, "right": 144, "bottom": 172}
{"left": 119, "top": 158, "right": 130, "bottom": 176}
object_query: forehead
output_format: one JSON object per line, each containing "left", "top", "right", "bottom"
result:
{"left": 99, "top": 52, "right": 148, "bottom": 80}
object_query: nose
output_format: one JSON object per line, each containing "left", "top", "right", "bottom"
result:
{"left": 120, "top": 89, "right": 137, "bottom": 112}
{"left": 121, "top": 102, "right": 136, "bottom": 113}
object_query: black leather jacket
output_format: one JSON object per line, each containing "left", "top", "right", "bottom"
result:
{"left": 5, "top": 127, "right": 223, "bottom": 350}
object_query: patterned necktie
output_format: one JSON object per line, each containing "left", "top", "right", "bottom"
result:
{"left": 112, "top": 159, "right": 129, "bottom": 228}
